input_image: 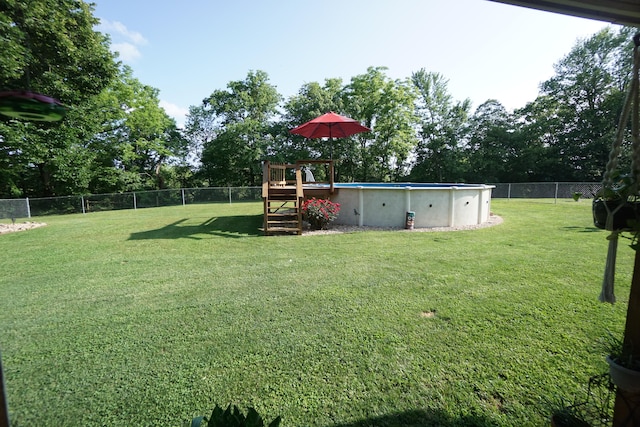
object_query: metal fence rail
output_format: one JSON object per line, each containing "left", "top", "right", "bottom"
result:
{"left": 0, "top": 198, "right": 30, "bottom": 220}
{"left": 0, "top": 187, "right": 263, "bottom": 219}
{"left": 490, "top": 182, "right": 601, "bottom": 199}
{"left": 0, "top": 183, "right": 602, "bottom": 220}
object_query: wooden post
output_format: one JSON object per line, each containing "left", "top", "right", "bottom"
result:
{"left": 608, "top": 33, "right": 640, "bottom": 426}
{"left": 0, "top": 352, "right": 9, "bottom": 427}
{"left": 613, "top": 249, "right": 640, "bottom": 426}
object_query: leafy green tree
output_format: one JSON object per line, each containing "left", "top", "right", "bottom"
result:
{"left": 0, "top": 0, "right": 118, "bottom": 197}
{"left": 343, "top": 66, "right": 417, "bottom": 182}
{"left": 0, "top": 120, "right": 45, "bottom": 196}
{"left": 464, "top": 100, "right": 511, "bottom": 182}
{"left": 190, "top": 70, "right": 281, "bottom": 186}
{"left": 281, "top": 78, "right": 345, "bottom": 164}
{"left": 182, "top": 100, "right": 224, "bottom": 182}
{"left": 0, "top": 123, "right": 22, "bottom": 196}
{"left": 82, "top": 65, "right": 186, "bottom": 193}
{"left": 514, "top": 95, "right": 574, "bottom": 181}
{"left": 118, "top": 71, "right": 185, "bottom": 190}
{"left": 0, "top": 0, "right": 117, "bottom": 104}
{"left": 464, "top": 100, "right": 538, "bottom": 183}
{"left": 0, "top": 104, "right": 102, "bottom": 196}
{"left": 536, "top": 26, "right": 635, "bottom": 181}
{"left": 409, "top": 69, "right": 471, "bottom": 182}
{"left": 0, "top": 63, "right": 184, "bottom": 196}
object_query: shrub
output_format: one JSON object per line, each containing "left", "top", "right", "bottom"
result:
{"left": 301, "top": 198, "right": 340, "bottom": 230}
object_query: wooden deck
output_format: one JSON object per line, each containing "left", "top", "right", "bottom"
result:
{"left": 262, "top": 160, "right": 334, "bottom": 235}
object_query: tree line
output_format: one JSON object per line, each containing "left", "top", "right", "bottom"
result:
{"left": 0, "top": 1, "right": 637, "bottom": 198}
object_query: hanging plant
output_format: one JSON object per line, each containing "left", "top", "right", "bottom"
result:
{"left": 593, "top": 171, "right": 640, "bottom": 233}
{"left": 0, "top": 90, "right": 67, "bottom": 122}
{"left": 595, "top": 33, "right": 640, "bottom": 304}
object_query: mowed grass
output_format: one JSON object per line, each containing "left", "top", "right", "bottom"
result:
{"left": 0, "top": 199, "right": 632, "bottom": 426}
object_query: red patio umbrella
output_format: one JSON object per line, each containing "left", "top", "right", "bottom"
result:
{"left": 290, "top": 111, "right": 370, "bottom": 159}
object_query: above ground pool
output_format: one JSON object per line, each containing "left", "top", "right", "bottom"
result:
{"left": 329, "top": 183, "right": 495, "bottom": 228}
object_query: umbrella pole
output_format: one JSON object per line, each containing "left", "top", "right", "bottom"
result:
{"left": 329, "top": 125, "right": 333, "bottom": 160}
{"left": 330, "top": 138, "right": 333, "bottom": 161}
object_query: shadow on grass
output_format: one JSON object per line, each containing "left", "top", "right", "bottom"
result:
{"left": 327, "top": 409, "right": 500, "bottom": 427}
{"left": 562, "top": 225, "right": 604, "bottom": 233}
{"left": 128, "top": 214, "right": 263, "bottom": 240}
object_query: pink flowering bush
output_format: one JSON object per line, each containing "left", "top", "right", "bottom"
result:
{"left": 301, "top": 198, "right": 340, "bottom": 230}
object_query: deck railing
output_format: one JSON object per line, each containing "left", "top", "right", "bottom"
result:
{"left": 295, "top": 159, "right": 334, "bottom": 194}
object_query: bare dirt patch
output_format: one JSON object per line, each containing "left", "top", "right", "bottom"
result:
{"left": 0, "top": 222, "right": 47, "bottom": 234}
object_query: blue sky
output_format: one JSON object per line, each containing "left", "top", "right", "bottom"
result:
{"left": 93, "top": 0, "right": 614, "bottom": 128}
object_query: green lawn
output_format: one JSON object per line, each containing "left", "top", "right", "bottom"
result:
{"left": 0, "top": 199, "right": 631, "bottom": 426}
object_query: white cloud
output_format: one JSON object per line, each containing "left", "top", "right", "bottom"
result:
{"left": 96, "top": 19, "right": 147, "bottom": 62}
{"left": 111, "top": 42, "right": 142, "bottom": 62}
{"left": 97, "top": 20, "right": 148, "bottom": 46}
{"left": 160, "top": 100, "right": 189, "bottom": 128}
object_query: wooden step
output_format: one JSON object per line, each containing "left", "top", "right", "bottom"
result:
{"left": 269, "top": 188, "right": 296, "bottom": 193}
{"left": 266, "top": 199, "right": 298, "bottom": 204}
{"left": 266, "top": 202, "right": 298, "bottom": 206}
{"left": 267, "top": 215, "right": 301, "bottom": 221}
{"left": 268, "top": 195, "right": 298, "bottom": 201}
{"left": 267, "top": 211, "right": 298, "bottom": 216}
{"left": 267, "top": 208, "right": 298, "bottom": 213}
{"left": 264, "top": 193, "right": 302, "bottom": 235}
{"left": 266, "top": 227, "right": 302, "bottom": 234}
{"left": 267, "top": 220, "right": 299, "bottom": 225}
{"left": 266, "top": 207, "right": 298, "bottom": 213}
{"left": 265, "top": 225, "right": 301, "bottom": 233}
{"left": 267, "top": 218, "right": 298, "bottom": 224}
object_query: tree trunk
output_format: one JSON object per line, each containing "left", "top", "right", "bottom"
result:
{"left": 37, "top": 162, "right": 53, "bottom": 196}
{"left": 154, "top": 161, "right": 165, "bottom": 189}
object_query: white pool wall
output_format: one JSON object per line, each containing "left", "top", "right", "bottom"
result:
{"left": 331, "top": 184, "right": 494, "bottom": 228}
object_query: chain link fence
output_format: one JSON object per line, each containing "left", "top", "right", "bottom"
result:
{"left": 0, "top": 183, "right": 602, "bottom": 220}
{"left": 0, "top": 198, "right": 30, "bottom": 220}
{"left": 0, "top": 186, "right": 263, "bottom": 219}
{"left": 490, "top": 182, "right": 601, "bottom": 200}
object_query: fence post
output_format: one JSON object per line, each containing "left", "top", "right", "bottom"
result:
{"left": 81, "top": 196, "right": 85, "bottom": 214}
{"left": 133, "top": 192, "right": 137, "bottom": 210}
{"left": 181, "top": 188, "right": 186, "bottom": 206}
{"left": 554, "top": 182, "right": 559, "bottom": 204}
{"left": 228, "top": 187, "right": 232, "bottom": 204}
{"left": 507, "top": 184, "right": 511, "bottom": 200}
{"left": 26, "top": 197, "right": 31, "bottom": 218}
